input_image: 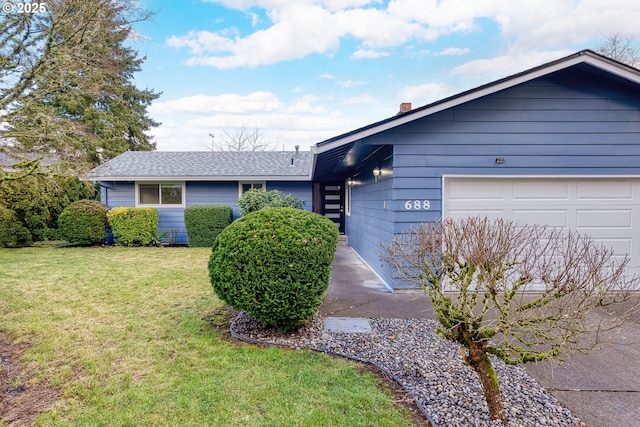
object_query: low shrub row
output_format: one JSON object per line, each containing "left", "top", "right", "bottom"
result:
{"left": 54, "top": 203, "right": 234, "bottom": 247}
{"left": 53, "top": 201, "right": 160, "bottom": 246}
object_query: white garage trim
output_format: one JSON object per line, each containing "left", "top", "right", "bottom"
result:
{"left": 442, "top": 175, "right": 640, "bottom": 274}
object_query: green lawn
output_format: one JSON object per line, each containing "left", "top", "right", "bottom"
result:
{"left": 0, "top": 246, "right": 418, "bottom": 426}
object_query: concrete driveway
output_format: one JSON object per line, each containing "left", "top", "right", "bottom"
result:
{"left": 320, "top": 245, "right": 640, "bottom": 427}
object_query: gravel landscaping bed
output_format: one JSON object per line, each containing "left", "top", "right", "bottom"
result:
{"left": 231, "top": 312, "right": 583, "bottom": 427}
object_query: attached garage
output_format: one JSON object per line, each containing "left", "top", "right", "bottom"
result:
{"left": 444, "top": 176, "right": 640, "bottom": 273}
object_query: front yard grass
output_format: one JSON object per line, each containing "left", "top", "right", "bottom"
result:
{"left": 0, "top": 246, "right": 418, "bottom": 426}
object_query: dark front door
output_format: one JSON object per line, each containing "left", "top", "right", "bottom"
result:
{"left": 320, "top": 183, "right": 345, "bottom": 233}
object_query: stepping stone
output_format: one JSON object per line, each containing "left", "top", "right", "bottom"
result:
{"left": 323, "top": 317, "right": 372, "bottom": 333}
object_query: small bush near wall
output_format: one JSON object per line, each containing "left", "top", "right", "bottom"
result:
{"left": 184, "top": 205, "right": 233, "bottom": 247}
{"left": 107, "top": 207, "right": 159, "bottom": 246}
{"left": 58, "top": 200, "right": 109, "bottom": 245}
{"left": 237, "top": 189, "right": 304, "bottom": 216}
{"left": 0, "top": 206, "right": 32, "bottom": 248}
{"left": 209, "top": 207, "right": 339, "bottom": 332}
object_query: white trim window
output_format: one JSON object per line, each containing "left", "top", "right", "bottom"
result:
{"left": 136, "top": 182, "right": 185, "bottom": 207}
{"left": 238, "top": 181, "right": 266, "bottom": 197}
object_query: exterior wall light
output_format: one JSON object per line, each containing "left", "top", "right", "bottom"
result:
{"left": 373, "top": 167, "right": 382, "bottom": 182}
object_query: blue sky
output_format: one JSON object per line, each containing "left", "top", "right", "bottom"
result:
{"left": 132, "top": 0, "right": 640, "bottom": 151}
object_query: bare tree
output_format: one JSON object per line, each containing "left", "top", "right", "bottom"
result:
{"left": 210, "top": 123, "right": 277, "bottom": 151}
{"left": 596, "top": 33, "right": 640, "bottom": 67}
{"left": 382, "top": 217, "right": 639, "bottom": 423}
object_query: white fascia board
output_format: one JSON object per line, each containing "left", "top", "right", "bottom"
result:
{"left": 87, "top": 175, "right": 312, "bottom": 182}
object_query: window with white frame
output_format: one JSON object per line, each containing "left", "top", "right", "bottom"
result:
{"left": 239, "top": 181, "right": 265, "bottom": 197}
{"left": 136, "top": 183, "right": 185, "bottom": 207}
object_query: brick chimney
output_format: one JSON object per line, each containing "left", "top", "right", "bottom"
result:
{"left": 398, "top": 102, "right": 412, "bottom": 114}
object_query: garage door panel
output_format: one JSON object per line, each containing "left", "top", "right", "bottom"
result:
{"left": 512, "top": 210, "right": 568, "bottom": 227}
{"left": 512, "top": 180, "right": 569, "bottom": 200}
{"left": 447, "top": 180, "right": 504, "bottom": 200}
{"left": 591, "top": 238, "right": 632, "bottom": 257}
{"left": 444, "top": 177, "right": 640, "bottom": 274}
{"left": 576, "top": 180, "right": 633, "bottom": 200}
{"left": 448, "top": 210, "right": 504, "bottom": 219}
{"left": 576, "top": 210, "right": 633, "bottom": 229}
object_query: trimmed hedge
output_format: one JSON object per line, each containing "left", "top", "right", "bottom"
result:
{"left": 0, "top": 206, "right": 32, "bottom": 248}
{"left": 237, "top": 189, "right": 304, "bottom": 216}
{"left": 209, "top": 207, "right": 339, "bottom": 332}
{"left": 58, "top": 199, "right": 109, "bottom": 245}
{"left": 107, "top": 207, "right": 159, "bottom": 246}
{"left": 184, "top": 205, "right": 233, "bottom": 247}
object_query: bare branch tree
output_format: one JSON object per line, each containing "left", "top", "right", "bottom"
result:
{"left": 210, "top": 123, "right": 277, "bottom": 151}
{"left": 382, "top": 217, "right": 639, "bottom": 423}
{"left": 596, "top": 33, "right": 640, "bottom": 67}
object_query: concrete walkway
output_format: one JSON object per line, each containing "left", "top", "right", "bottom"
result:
{"left": 319, "top": 245, "right": 640, "bottom": 427}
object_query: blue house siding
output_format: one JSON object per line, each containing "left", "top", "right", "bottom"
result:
{"left": 101, "top": 181, "right": 135, "bottom": 208}
{"left": 340, "top": 146, "right": 395, "bottom": 287}
{"left": 99, "top": 180, "right": 313, "bottom": 245}
{"left": 186, "top": 181, "right": 240, "bottom": 216}
{"left": 266, "top": 181, "right": 313, "bottom": 212}
{"left": 343, "top": 66, "right": 640, "bottom": 288}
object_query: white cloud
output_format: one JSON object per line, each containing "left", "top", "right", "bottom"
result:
{"left": 287, "top": 102, "right": 327, "bottom": 114}
{"left": 147, "top": 90, "right": 366, "bottom": 151}
{"left": 338, "top": 79, "right": 366, "bottom": 88}
{"left": 399, "top": 83, "right": 455, "bottom": 105}
{"left": 181, "top": 1, "right": 640, "bottom": 69}
{"left": 319, "top": 73, "right": 337, "bottom": 80}
{"left": 435, "top": 47, "right": 469, "bottom": 56}
{"left": 345, "top": 94, "right": 378, "bottom": 105}
{"left": 451, "top": 48, "right": 575, "bottom": 80}
{"left": 149, "top": 92, "right": 282, "bottom": 115}
{"left": 352, "top": 49, "right": 390, "bottom": 59}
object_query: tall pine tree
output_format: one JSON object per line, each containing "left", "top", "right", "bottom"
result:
{"left": 0, "top": 0, "right": 159, "bottom": 173}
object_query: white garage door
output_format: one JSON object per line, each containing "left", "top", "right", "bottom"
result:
{"left": 443, "top": 177, "right": 640, "bottom": 273}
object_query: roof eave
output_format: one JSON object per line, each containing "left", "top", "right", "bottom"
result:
{"left": 83, "top": 175, "right": 312, "bottom": 182}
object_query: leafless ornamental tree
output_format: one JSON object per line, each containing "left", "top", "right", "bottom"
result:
{"left": 211, "top": 123, "right": 277, "bottom": 151}
{"left": 382, "top": 217, "right": 639, "bottom": 423}
{"left": 596, "top": 33, "right": 640, "bottom": 67}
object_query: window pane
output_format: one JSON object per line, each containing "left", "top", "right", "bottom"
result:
{"left": 253, "top": 183, "right": 263, "bottom": 190}
{"left": 139, "top": 184, "right": 159, "bottom": 204}
{"left": 161, "top": 184, "right": 182, "bottom": 205}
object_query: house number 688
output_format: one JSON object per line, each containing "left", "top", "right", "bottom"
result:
{"left": 404, "top": 200, "right": 431, "bottom": 210}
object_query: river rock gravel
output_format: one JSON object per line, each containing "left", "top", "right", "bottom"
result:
{"left": 231, "top": 312, "right": 583, "bottom": 427}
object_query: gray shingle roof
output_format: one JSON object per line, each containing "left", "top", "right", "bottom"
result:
{"left": 83, "top": 150, "right": 312, "bottom": 181}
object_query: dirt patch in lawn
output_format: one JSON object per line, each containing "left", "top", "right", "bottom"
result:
{"left": 0, "top": 339, "right": 61, "bottom": 426}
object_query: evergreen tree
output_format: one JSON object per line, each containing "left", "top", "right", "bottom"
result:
{"left": 0, "top": 0, "right": 159, "bottom": 173}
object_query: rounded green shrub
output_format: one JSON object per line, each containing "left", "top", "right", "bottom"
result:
{"left": 237, "top": 189, "right": 304, "bottom": 216}
{"left": 58, "top": 199, "right": 108, "bottom": 245}
{"left": 0, "top": 206, "right": 32, "bottom": 247}
{"left": 107, "top": 207, "right": 159, "bottom": 246}
{"left": 184, "top": 205, "right": 233, "bottom": 247}
{"left": 209, "top": 207, "right": 339, "bottom": 332}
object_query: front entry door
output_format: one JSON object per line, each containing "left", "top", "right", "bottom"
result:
{"left": 321, "top": 183, "right": 345, "bottom": 233}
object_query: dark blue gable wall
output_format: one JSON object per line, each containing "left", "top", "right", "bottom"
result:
{"left": 99, "top": 180, "right": 312, "bottom": 244}
{"left": 346, "top": 65, "right": 640, "bottom": 288}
